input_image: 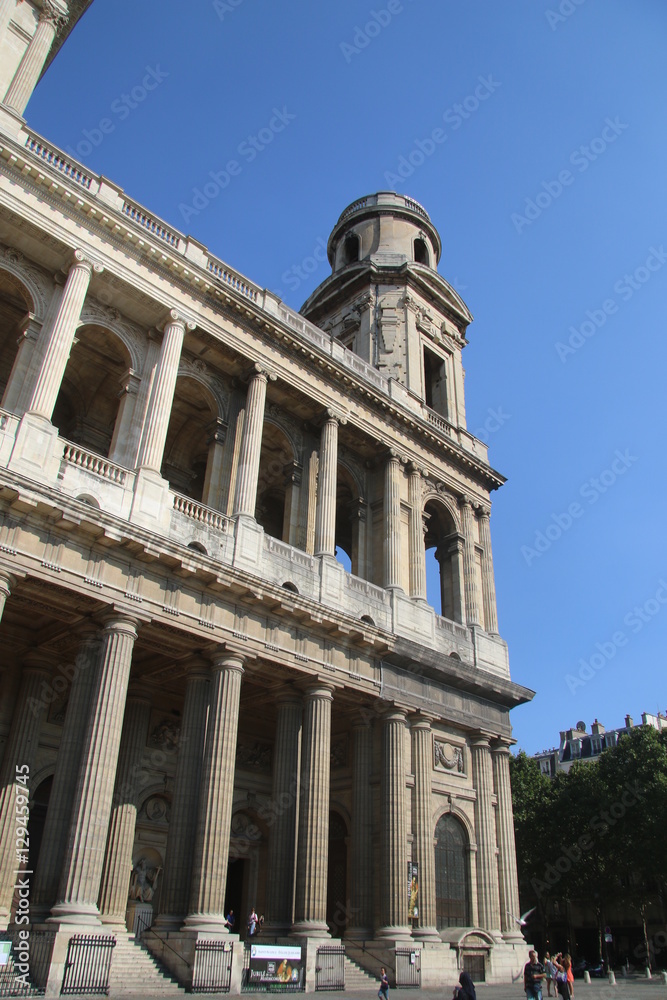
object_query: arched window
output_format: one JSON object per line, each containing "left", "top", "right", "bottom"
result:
{"left": 343, "top": 233, "right": 360, "bottom": 264}
{"left": 424, "top": 500, "right": 463, "bottom": 623}
{"left": 435, "top": 814, "right": 470, "bottom": 928}
{"left": 414, "top": 238, "right": 429, "bottom": 266}
{"left": 256, "top": 423, "right": 295, "bottom": 543}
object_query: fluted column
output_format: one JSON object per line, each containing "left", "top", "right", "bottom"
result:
{"left": 264, "top": 692, "right": 302, "bottom": 934}
{"left": 27, "top": 252, "right": 102, "bottom": 421}
{"left": 50, "top": 614, "right": 140, "bottom": 925}
{"left": 0, "top": 657, "right": 51, "bottom": 929}
{"left": 377, "top": 708, "right": 410, "bottom": 939}
{"left": 314, "top": 412, "right": 342, "bottom": 557}
{"left": 347, "top": 716, "right": 373, "bottom": 938}
{"left": 0, "top": 570, "right": 15, "bottom": 622}
{"left": 384, "top": 452, "right": 403, "bottom": 590}
{"left": 135, "top": 311, "right": 193, "bottom": 472}
{"left": 408, "top": 463, "right": 426, "bottom": 599}
{"left": 98, "top": 689, "right": 152, "bottom": 924}
{"left": 470, "top": 736, "right": 500, "bottom": 932}
{"left": 155, "top": 664, "right": 209, "bottom": 929}
{"left": 3, "top": 3, "right": 64, "bottom": 115}
{"left": 292, "top": 683, "right": 333, "bottom": 937}
{"left": 492, "top": 740, "right": 521, "bottom": 937}
{"left": 478, "top": 509, "right": 499, "bottom": 633}
{"left": 185, "top": 650, "right": 244, "bottom": 931}
{"left": 232, "top": 366, "right": 273, "bottom": 517}
{"left": 459, "top": 498, "right": 481, "bottom": 626}
{"left": 410, "top": 715, "right": 439, "bottom": 939}
{"left": 32, "top": 628, "right": 102, "bottom": 921}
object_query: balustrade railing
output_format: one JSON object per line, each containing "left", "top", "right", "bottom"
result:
{"left": 122, "top": 201, "right": 180, "bottom": 247}
{"left": 172, "top": 493, "right": 230, "bottom": 532}
{"left": 24, "top": 134, "right": 93, "bottom": 189}
{"left": 61, "top": 444, "right": 127, "bottom": 485}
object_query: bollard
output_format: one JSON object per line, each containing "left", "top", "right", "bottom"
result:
{"left": 644, "top": 967, "right": 652, "bottom": 979}
{"left": 608, "top": 970, "right": 616, "bottom": 985}
{"left": 660, "top": 971, "right": 667, "bottom": 985}
{"left": 621, "top": 966, "right": 628, "bottom": 978}
{"left": 583, "top": 971, "right": 591, "bottom": 984}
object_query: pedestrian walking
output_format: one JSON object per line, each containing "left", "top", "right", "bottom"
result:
{"left": 524, "top": 949, "right": 546, "bottom": 1000}
{"left": 378, "top": 966, "right": 389, "bottom": 1000}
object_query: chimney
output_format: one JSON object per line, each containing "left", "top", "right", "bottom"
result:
{"left": 625, "top": 715, "right": 633, "bottom": 729}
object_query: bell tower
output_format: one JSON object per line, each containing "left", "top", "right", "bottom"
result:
{"left": 301, "top": 191, "right": 473, "bottom": 430}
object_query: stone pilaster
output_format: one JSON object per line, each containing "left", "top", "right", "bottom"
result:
{"left": 3, "top": 3, "right": 65, "bottom": 116}
{"left": 347, "top": 716, "right": 373, "bottom": 938}
{"left": 0, "top": 656, "right": 51, "bottom": 929}
{"left": 135, "top": 311, "right": 194, "bottom": 472}
{"left": 314, "top": 411, "right": 342, "bottom": 556}
{"left": 492, "top": 740, "right": 522, "bottom": 938}
{"left": 185, "top": 650, "right": 244, "bottom": 931}
{"left": 384, "top": 452, "right": 403, "bottom": 591}
{"left": 478, "top": 509, "right": 499, "bottom": 633}
{"left": 410, "top": 715, "right": 439, "bottom": 939}
{"left": 1, "top": 317, "right": 41, "bottom": 413}
{"left": 264, "top": 692, "right": 302, "bottom": 934}
{"left": 0, "top": 0, "right": 18, "bottom": 42}
{"left": 26, "top": 252, "right": 102, "bottom": 421}
{"left": 32, "top": 628, "right": 102, "bottom": 921}
{"left": 0, "top": 570, "right": 15, "bottom": 622}
{"left": 459, "top": 498, "right": 481, "bottom": 626}
{"left": 50, "top": 614, "right": 140, "bottom": 926}
{"left": 470, "top": 736, "right": 501, "bottom": 932}
{"left": 98, "top": 690, "right": 152, "bottom": 924}
{"left": 377, "top": 708, "right": 410, "bottom": 939}
{"left": 155, "top": 664, "right": 209, "bottom": 929}
{"left": 232, "top": 366, "right": 274, "bottom": 517}
{"left": 292, "top": 683, "right": 333, "bottom": 937}
{"left": 407, "top": 463, "right": 426, "bottom": 599}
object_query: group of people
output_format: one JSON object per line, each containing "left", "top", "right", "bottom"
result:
{"left": 524, "top": 949, "right": 574, "bottom": 1000}
{"left": 222, "top": 907, "right": 265, "bottom": 938}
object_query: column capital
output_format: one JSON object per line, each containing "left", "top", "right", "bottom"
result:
{"left": 491, "top": 737, "right": 515, "bottom": 755}
{"left": 209, "top": 647, "right": 245, "bottom": 674}
{"left": 275, "top": 686, "right": 303, "bottom": 708}
{"left": 323, "top": 406, "right": 347, "bottom": 426}
{"left": 160, "top": 308, "right": 196, "bottom": 333}
{"left": 300, "top": 680, "right": 334, "bottom": 702}
{"left": 0, "top": 570, "right": 16, "bottom": 595}
{"left": 21, "top": 650, "right": 55, "bottom": 676}
{"left": 384, "top": 447, "right": 407, "bottom": 465}
{"left": 251, "top": 361, "right": 277, "bottom": 382}
{"left": 68, "top": 249, "right": 104, "bottom": 276}
{"left": 477, "top": 505, "right": 492, "bottom": 521}
{"left": 458, "top": 493, "right": 473, "bottom": 510}
{"left": 409, "top": 711, "right": 435, "bottom": 731}
{"left": 407, "top": 461, "right": 427, "bottom": 478}
{"left": 381, "top": 704, "right": 408, "bottom": 724}
{"left": 41, "top": 0, "right": 69, "bottom": 26}
{"left": 99, "top": 612, "right": 141, "bottom": 641}
{"left": 470, "top": 733, "right": 493, "bottom": 750}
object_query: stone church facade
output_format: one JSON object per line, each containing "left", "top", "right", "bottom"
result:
{"left": 0, "top": 1, "right": 532, "bottom": 992}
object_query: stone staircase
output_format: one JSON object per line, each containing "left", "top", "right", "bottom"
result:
{"left": 343, "top": 952, "right": 381, "bottom": 991}
{"left": 108, "top": 932, "right": 186, "bottom": 996}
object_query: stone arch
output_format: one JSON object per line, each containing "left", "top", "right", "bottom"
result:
{"left": 177, "top": 361, "right": 229, "bottom": 423}
{"left": 256, "top": 420, "right": 297, "bottom": 542}
{"left": 335, "top": 460, "right": 365, "bottom": 577}
{"left": 78, "top": 303, "right": 145, "bottom": 374}
{"left": 162, "top": 374, "right": 220, "bottom": 502}
{"left": 0, "top": 266, "right": 38, "bottom": 409}
{"left": 0, "top": 253, "right": 48, "bottom": 321}
{"left": 434, "top": 811, "right": 473, "bottom": 929}
{"left": 424, "top": 495, "right": 463, "bottom": 622}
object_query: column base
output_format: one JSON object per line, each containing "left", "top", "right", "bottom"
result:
{"left": 374, "top": 924, "right": 413, "bottom": 942}
{"left": 7, "top": 411, "right": 63, "bottom": 484}
{"left": 129, "top": 467, "right": 172, "bottom": 532}
{"left": 411, "top": 925, "right": 442, "bottom": 942}
{"left": 182, "top": 912, "right": 230, "bottom": 934}
{"left": 290, "top": 920, "right": 330, "bottom": 938}
{"left": 345, "top": 925, "right": 374, "bottom": 941}
{"left": 47, "top": 902, "right": 102, "bottom": 927}
{"left": 152, "top": 913, "right": 186, "bottom": 932}
{"left": 0, "top": 103, "right": 25, "bottom": 138}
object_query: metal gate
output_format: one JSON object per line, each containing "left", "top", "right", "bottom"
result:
{"left": 395, "top": 948, "right": 421, "bottom": 988}
{"left": 315, "top": 946, "right": 345, "bottom": 991}
{"left": 1, "top": 930, "right": 53, "bottom": 997}
{"left": 192, "top": 940, "right": 233, "bottom": 993}
{"left": 60, "top": 935, "right": 115, "bottom": 995}
{"left": 462, "top": 953, "right": 485, "bottom": 982}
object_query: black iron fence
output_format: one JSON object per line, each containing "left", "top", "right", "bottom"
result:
{"left": 132, "top": 908, "right": 153, "bottom": 939}
{"left": 395, "top": 948, "right": 421, "bottom": 988}
{"left": 192, "top": 940, "right": 233, "bottom": 993}
{"left": 0, "top": 930, "right": 54, "bottom": 997}
{"left": 61, "top": 935, "right": 115, "bottom": 995}
{"left": 315, "top": 945, "right": 345, "bottom": 991}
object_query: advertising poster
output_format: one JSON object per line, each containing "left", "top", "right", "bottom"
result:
{"left": 407, "top": 861, "right": 419, "bottom": 919}
{"left": 249, "top": 944, "right": 303, "bottom": 988}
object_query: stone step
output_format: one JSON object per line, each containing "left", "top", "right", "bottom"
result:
{"left": 108, "top": 934, "right": 186, "bottom": 995}
{"left": 343, "top": 954, "right": 380, "bottom": 990}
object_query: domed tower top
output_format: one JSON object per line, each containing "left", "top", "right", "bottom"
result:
{"left": 327, "top": 192, "right": 442, "bottom": 273}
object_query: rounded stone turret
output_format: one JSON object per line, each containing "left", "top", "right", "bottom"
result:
{"left": 327, "top": 192, "right": 442, "bottom": 274}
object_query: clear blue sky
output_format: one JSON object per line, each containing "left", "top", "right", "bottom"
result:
{"left": 27, "top": 0, "right": 667, "bottom": 754}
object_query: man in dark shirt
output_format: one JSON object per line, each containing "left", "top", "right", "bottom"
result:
{"left": 524, "top": 950, "right": 546, "bottom": 1000}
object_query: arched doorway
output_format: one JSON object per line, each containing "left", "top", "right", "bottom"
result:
{"left": 424, "top": 500, "right": 463, "bottom": 622}
{"left": 326, "top": 811, "right": 348, "bottom": 937}
{"left": 434, "top": 814, "right": 470, "bottom": 929}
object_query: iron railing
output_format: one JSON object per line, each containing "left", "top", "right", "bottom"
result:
{"left": 132, "top": 908, "right": 153, "bottom": 939}
{"left": 60, "top": 935, "right": 115, "bottom": 995}
{"left": 395, "top": 948, "right": 421, "bottom": 988}
{"left": 0, "top": 931, "right": 54, "bottom": 997}
{"left": 191, "top": 940, "right": 233, "bottom": 993}
{"left": 315, "top": 946, "right": 345, "bottom": 991}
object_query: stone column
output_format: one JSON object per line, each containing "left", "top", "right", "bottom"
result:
{"left": 201, "top": 419, "right": 227, "bottom": 511}
{"left": 292, "top": 683, "right": 333, "bottom": 937}
{"left": 50, "top": 614, "right": 140, "bottom": 925}
{"left": 32, "top": 628, "right": 102, "bottom": 921}
{"left": 154, "top": 664, "right": 209, "bottom": 929}
{"left": 98, "top": 689, "right": 152, "bottom": 924}
{"left": 347, "top": 716, "right": 373, "bottom": 939}
{"left": 0, "top": 656, "right": 51, "bottom": 929}
{"left": 478, "top": 509, "right": 499, "bottom": 634}
{"left": 0, "top": 570, "right": 15, "bottom": 622}
{"left": 185, "top": 650, "right": 244, "bottom": 931}
{"left": 264, "top": 692, "right": 302, "bottom": 935}
{"left": 459, "top": 498, "right": 481, "bottom": 626}
{"left": 27, "top": 252, "right": 102, "bottom": 421}
{"left": 377, "top": 708, "right": 410, "bottom": 939}
{"left": 3, "top": 3, "right": 64, "bottom": 116}
{"left": 314, "top": 412, "right": 341, "bottom": 557}
{"left": 135, "top": 311, "right": 193, "bottom": 473}
{"left": 407, "top": 464, "right": 426, "bottom": 599}
{"left": 410, "top": 715, "right": 439, "bottom": 939}
{"left": 1, "top": 316, "right": 41, "bottom": 413}
{"left": 492, "top": 740, "right": 521, "bottom": 937}
{"left": 384, "top": 452, "right": 403, "bottom": 591}
{"left": 232, "top": 366, "right": 273, "bottom": 517}
{"left": 470, "top": 736, "right": 500, "bottom": 932}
